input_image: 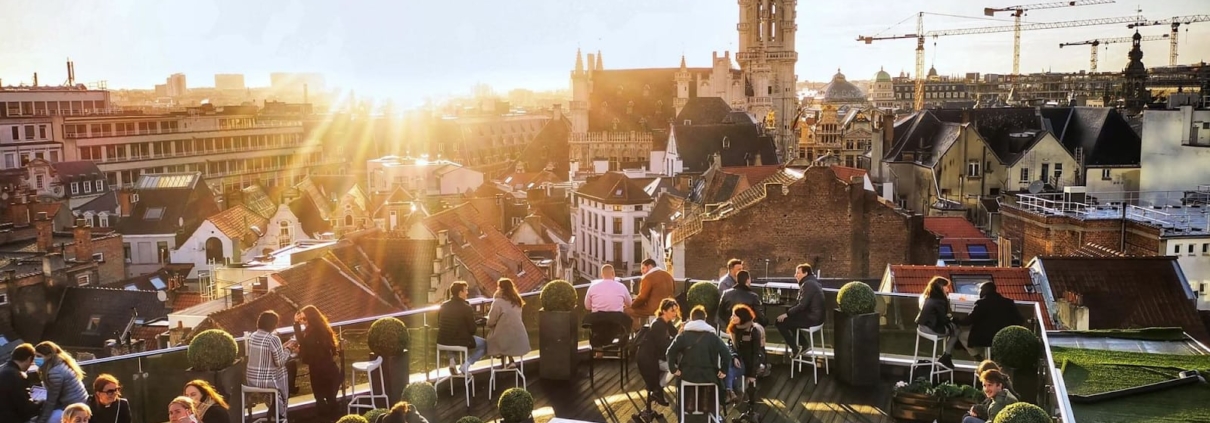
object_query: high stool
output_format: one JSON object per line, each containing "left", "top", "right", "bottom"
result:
{"left": 346, "top": 356, "right": 388, "bottom": 415}
{"left": 790, "top": 324, "right": 829, "bottom": 383}
{"left": 911, "top": 328, "right": 954, "bottom": 384}
{"left": 436, "top": 344, "right": 475, "bottom": 407}
{"left": 488, "top": 355, "right": 526, "bottom": 399}
{"left": 679, "top": 380, "right": 721, "bottom": 423}
{"left": 241, "top": 385, "right": 282, "bottom": 423}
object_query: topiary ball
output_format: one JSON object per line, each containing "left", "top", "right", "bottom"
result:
{"left": 498, "top": 387, "right": 535, "bottom": 422}
{"left": 368, "top": 317, "right": 410, "bottom": 357}
{"left": 837, "top": 281, "right": 877, "bottom": 315}
{"left": 540, "top": 279, "right": 577, "bottom": 312}
{"left": 991, "top": 402, "right": 1052, "bottom": 423}
{"left": 187, "top": 329, "right": 238, "bottom": 372}
{"left": 401, "top": 381, "right": 438, "bottom": 410}
{"left": 336, "top": 415, "right": 369, "bottom": 423}
{"left": 686, "top": 281, "right": 721, "bottom": 317}
{"left": 455, "top": 417, "right": 485, "bottom": 423}
{"left": 362, "top": 408, "right": 388, "bottom": 423}
{"left": 991, "top": 325, "right": 1040, "bottom": 370}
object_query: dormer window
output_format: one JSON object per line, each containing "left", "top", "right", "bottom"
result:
{"left": 614, "top": 188, "right": 624, "bottom": 197}
{"left": 71, "top": 182, "right": 79, "bottom": 194}
{"left": 95, "top": 180, "right": 104, "bottom": 191}
{"left": 85, "top": 315, "right": 101, "bottom": 332}
{"left": 143, "top": 207, "right": 165, "bottom": 220}
{"left": 722, "top": 136, "right": 731, "bottom": 149}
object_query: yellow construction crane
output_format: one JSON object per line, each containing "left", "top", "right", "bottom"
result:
{"left": 1127, "top": 15, "right": 1210, "bottom": 66}
{"left": 859, "top": 13, "right": 1144, "bottom": 111}
{"left": 984, "top": 1, "right": 1117, "bottom": 76}
{"left": 1059, "top": 33, "right": 1168, "bottom": 73}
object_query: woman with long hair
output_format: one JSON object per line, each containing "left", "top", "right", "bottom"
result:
{"left": 636, "top": 298, "right": 681, "bottom": 407}
{"left": 166, "top": 397, "right": 199, "bottom": 423}
{"left": 915, "top": 276, "right": 958, "bottom": 369}
{"left": 291, "top": 305, "right": 341, "bottom": 418}
{"left": 485, "top": 278, "right": 530, "bottom": 368}
{"left": 86, "top": 374, "right": 130, "bottom": 423}
{"left": 724, "top": 304, "right": 765, "bottom": 404}
{"left": 183, "top": 380, "right": 231, "bottom": 423}
{"left": 60, "top": 403, "right": 91, "bottom": 423}
{"left": 35, "top": 341, "right": 88, "bottom": 423}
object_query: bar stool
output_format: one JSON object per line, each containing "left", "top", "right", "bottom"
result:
{"left": 244, "top": 384, "right": 284, "bottom": 423}
{"left": 791, "top": 324, "right": 829, "bottom": 383}
{"left": 488, "top": 355, "right": 526, "bottom": 399}
{"left": 346, "top": 356, "right": 388, "bottom": 415}
{"left": 436, "top": 344, "right": 475, "bottom": 406}
{"left": 679, "top": 380, "right": 722, "bottom": 423}
{"left": 911, "top": 328, "right": 954, "bottom": 383}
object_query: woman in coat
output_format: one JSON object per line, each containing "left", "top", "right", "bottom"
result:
{"left": 637, "top": 298, "right": 680, "bottom": 406}
{"left": 291, "top": 305, "right": 342, "bottom": 419}
{"left": 35, "top": 341, "right": 89, "bottom": 423}
{"left": 86, "top": 374, "right": 130, "bottom": 423}
{"left": 486, "top": 278, "right": 530, "bottom": 367}
{"left": 724, "top": 304, "right": 764, "bottom": 404}
{"left": 666, "top": 305, "right": 730, "bottom": 413}
{"left": 915, "top": 276, "right": 958, "bottom": 370}
{"left": 184, "top": 380, "right": 230, "bottom": 423}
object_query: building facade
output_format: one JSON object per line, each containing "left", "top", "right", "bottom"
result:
{"left": 1139, "top": 106, "right": 1210, "bottom": 193}
{"left": 571, "top": 171, "right": 654, "bottom": 279}
{"left": 365, "top": 156, "right": 485, "bottom": 197}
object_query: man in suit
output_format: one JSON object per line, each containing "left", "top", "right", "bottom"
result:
{"left": 625, "top": 258, "right": 675, "bottom": 331}
{"left": 957, "top": 282, "right": 1025, "bottom": 361}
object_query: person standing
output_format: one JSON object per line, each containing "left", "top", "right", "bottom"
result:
{"left": 34, "top": 341, "right": 88, "bottom": 423}
{"left": 437, "top": 281, "right": 486, "bottom": 375}
{"left": 86, "top": 374, "right": 130, "bottom": 423}
{"left": 625, "top": 259, "right": 675, "bottom": 331}
{"left": 486, "top": 278, "right": 531, "bottom": 367}
{"left": 775, "top": 264, "right": 826, "bottom": 357}
{"left": 636, "top": 299, "right": 680, "bottom": 407}
{"left": 291, "top": 305, "right": 341, "bottom": 418}
{"left": 183, "top": 380, "right": 231, "bottom": 423}
{"left": 718, "top": 270, "right": 764, "bottom": 327}
{"left": 1, "top": 343, "right": 41, "bottom": 423}
{"left": 916, "top": 276, "right": 958, "bottom": 370}
{"left": 717, "top": 259, "right": 743, "bottom": 294}
{"left": 246, "top": 311, "right": 291, "bottom": 423}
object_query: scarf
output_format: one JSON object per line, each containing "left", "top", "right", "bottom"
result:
{"left": 196, "top": 398, "right": 215, "bottom": 419}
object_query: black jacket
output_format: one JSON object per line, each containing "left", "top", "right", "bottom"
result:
{"left": 718, "top": 286, "right": 764, "bottom": 327}
{"left": 638, "top": 317, "right": 677, "bottom": 364}
{"left": 87, "top": 396, "right": 131, "bottom": 423}
{"left": 200, "top": 405, "right": 231, "bottom": 423}
{"left": 728, "top": 324, "right": 763, "bottom": 378}
{"left": 0, "top": 361, "right": 39, "bottom": 423}
{"left": 293, "top": 322, "right": 338, "bottom": 368}
{"left": 437, "top": 298, "right": 477, "bottom": 349}
{"left": 958, "top": 292, "right": 1025, "bottom": 347}
{"left": 785, "top": 276, "right": 826, "bottom": 327}
{"left": 916, "top": 297, "right": 953, "bottom": 334}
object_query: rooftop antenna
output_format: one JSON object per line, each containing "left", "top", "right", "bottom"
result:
{"left": 65, "top": 59, "right": 75, "bottom": 86}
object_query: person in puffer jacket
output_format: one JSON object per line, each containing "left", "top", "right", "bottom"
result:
{"left": 34, "top": 341, "right": 88, "bottom": 423}
{"left": 666, "top": 305, "right": 729, "bottom": 414}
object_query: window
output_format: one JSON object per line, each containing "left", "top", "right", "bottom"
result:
{"left": 85, "top": 315, "right": 101, "bottom": 332}
{"left": 24, "top": 125, "right": 34, "bottom": 140}
{"left": 1174, "top": 244, "right": 1181, "bottom": 254}
{"left": 144, "top": 207, "right": 164, "bottom": 220}
{"left": 0, "top": 293, "right": 7, "bottom": 305}
{"left": 939, "top": 245, "right": 955, "bottom": 260}
{"left": 99, "top": 214, "right": 108, "bottom": 228}
{"left": 1101, "top": 169, "right": 1112, "bottom": 181}
{"left": 613, "top": 241, "right": 623, "bottom": 262}
{"left": 3, "top": 153, "right": 13, "bottom": 169}
{"left": 82, "top": 180, "right": 91, "bottom": 193}
{"left": 9, "top": 126, "right": 16, "bottom": 140}
{"left": 966, "top": 161, "right": 981, "bottom": 177}
{"left": 1054, "top": 163, "right": 1063, "bottom": 182}
{"left": 634, "top": 240, "right": 642, "bottom": 264}
{"left": 967, "top": 245, "right": 990, "bottom": 260}
{"left": 1189, "top": 244, "right": 1196, "bottom": 255}
{"left": 95, "top": 180, "right": 103, "bottom": 191}
{"left": 93, "top": 252, "right": 105, "bottom": 262}
{"left": 1204, "top": 243, "right": 1209, "bottom": 254}
{"left": 35, "top": 175, "right": 44, "bottom": 189}
{"left": 1040, "top": 163, "right": 1050, "bottom": 183}
{"left": 613, "top": 217, "right": 622, "bottom": 234}
{"left": 123, "top": 243, "right": 131, "bottom": 262}
{"left": 1019, "top": 168, "right": 1029, "bottom": 183}
{"left": 77, "top": 274, "right": 91, "bottom": 286}
{"left": 38, "top": 125, "right": 47, "bottom": 139}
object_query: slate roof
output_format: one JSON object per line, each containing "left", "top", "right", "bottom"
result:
{"left": 924, "top": 217, "right": 998, "bottom": 262}
{"left": 43, "top": 287, "right": 170, "bottom": 351}
{"left": 1034, "top": 257, "right": 1209, "bottom": 343}
{"left": 50, "top": 161, "right": 103, "bottom": 179}
{"left": 103, "top": 266, "right": 190, "bottom": 291}
{"left": 887, "top": 265, "right": 1053, "bottom": 328}
{"left": 289, "top": 194, "right": 330, "bottom": 238}
{"left": 354, "top": 235, "right": 438, "bottom": 308}
{"left": 75, "top": 191, "right": 118, "bottom": 214}
{"left": 675, "top": 97, "right": 733, "bottom": 125}
{"left": 422, "top": 203, "right": 548, "bottom": 294}
{"left": 643, "top": 193, "right": 687, "bottom": 232}
{"left": 886, "top": 111, "right": 966, "bottom": 166}
{"left": 671, "top": 121, "right": 778, "bottom": 173}
{"left": 274, "top": 257, "right": 403, "bottom": 323}
{"left": 508, "top": 213, "right": 573, "bottom": 244}
{"left": 116, "top": 173, "right": 219, "bottom": 241}
{"left": 1040, "top": 107, "right": 1141, "bottom": 167}
{"left": 499, "top": 171, "right": 560, "bottom": 192}
{"left": 577, "top": 172, "right": 654, "bottom": 204}
{"left": 587, "top": 68, "right": 710, "bottom": 132}
{"left": 519, "top": 115, "right": 571, "bottom": 181}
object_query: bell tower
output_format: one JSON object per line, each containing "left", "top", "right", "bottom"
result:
{"left": 737, "top": 0, "right": 799, "bottom": 161}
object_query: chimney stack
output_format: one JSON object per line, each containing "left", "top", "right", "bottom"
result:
{"left": 229, "top": 285, "right": 244, "bottom": 306}
{"left": 34, "top": 212, "right": 52, "bottom": 253}
{"left": 73, "top": 219, "right": 93, "bottom": 262}
{"left": 118, "top": 190, "right": 133, "bottom": 217}
{"left": 10, "top": 202, "right": 30, "bottom": 226}
{"left": 33, "top": 72, "right": 38, "bottom": 87}
{"left": 3, "top": 269, "right": 15, "bottom": 281}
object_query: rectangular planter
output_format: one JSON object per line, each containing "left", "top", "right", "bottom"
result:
{"left": 539, "top": 310, "right": 579, "bottom": 380}
{"left": 940, "top": 398, "right": 980, "bottom": 423}
{"left": 891, "top": 392, "right": 940, "bottom": 422}
{"left": 833, "top": 311, "right": 881, "bottom": 386}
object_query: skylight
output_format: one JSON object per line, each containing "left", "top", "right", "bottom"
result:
{"left": 968, "top": 245, "right": 990, "bottom": 260}
{"left": 144, "top": 207, "right": 165, "bottom": 220}
{"left": 150, "top": 276, "right": 166, "bottom": 290}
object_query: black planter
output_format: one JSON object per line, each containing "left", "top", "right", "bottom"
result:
{"left": 372, "top": 351, "right": 410, "bottom": 405}
{"left": 833, "top": 311, "right": 880, "bottom": 386}
{"left": 539, "top": 310, "right": 579, "bottom": 380}
{"left": 1003, "top": 366, "right": 1039, "bottom": 405}
{"left": 186, "top": 359, "right": 246, "bottom": 423}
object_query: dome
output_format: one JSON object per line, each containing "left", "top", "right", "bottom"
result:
{"left": 875, "top": 67, "right": 891, "bottom": 82}
{"left": 821, "top": 69, "right": 866, "bottom": 103}
{"left": 927, "top": 66, "right": 938, "bottom": 78}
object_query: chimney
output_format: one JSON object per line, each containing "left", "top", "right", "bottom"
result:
{"left": 229, "top": 285, "right": 244, "bottom": 306}
{"left": 552, "top": 103, "right": 563, "bottom": 119}
{"left": 3, "top": 269, "right": 15, "bottom": 281}
{"left": 10, "top": 202, "right": 30, "bottom": 226}
{"left": 73, "top": 219, "right": 93, "bottom": 262}
{"left": 34, "top": 212, "right": 52, "bottom": 253}
{"left": 33, "top": 72, "right": 38, "bottom": 87}
{"left": 42, "top": 255, "right": 54, "bottom": 278}
{"left": 882, "top": 112, "right": 896, "bottom": 159}
{"left": 118, "top": 190, "right": 133, "bottom": 217}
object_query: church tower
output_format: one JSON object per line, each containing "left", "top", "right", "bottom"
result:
{"left": 570, "top": 49, "right": 590, "bottom": 134}
{"left": 675, "top": 55, "right": 691, "bottom": 117}
{"left": 737, "top": 0, "right": 799, "bottom": 160}
{"left": 1122, "top": 31, "right": 1149, "bottom": 113}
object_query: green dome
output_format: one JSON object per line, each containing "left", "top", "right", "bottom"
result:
{"left": 875, "top": 67, "right": 891, "bottom": 82}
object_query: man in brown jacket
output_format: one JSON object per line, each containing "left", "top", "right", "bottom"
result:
{"left": 625, "top": 258, "right": 675, "bottom": 331}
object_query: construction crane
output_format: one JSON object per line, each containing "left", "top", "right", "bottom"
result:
{"left": 1059, "top": 33, "right": 1168, "bottom": 73}
{"left": 858, "top": 13, "right": 1145, "bottom": 111}
{"left": 1127, "top": 15, "right": 1210, "bottom": 66}
{"left": 984, "top": 1, "right": 1117, "bottom": 76}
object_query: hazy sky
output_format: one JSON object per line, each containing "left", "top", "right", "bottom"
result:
{"left": 1, "top": 0, "right": 1207, "bottom": 106}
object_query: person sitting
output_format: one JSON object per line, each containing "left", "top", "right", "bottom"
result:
{"left": 915, "top": 276, "right": 958, "bottom": 370}
{"left": 975, "top": 360, "right": 1019, "bottom": 398}
{"left": 59, "top": 403, "right": 91, "bottom": 423}
{"left": 437, "top": 281, "right": 487, "bottom": 375}
{"left": 964, "top": 369, "right": 1018, "bottom": 423}
{"left": 486, "top": 278, "right": 531, "bottom": 368}
{"left": 378, "top": 401, "right": 429, "bottom": 423}
{"left": 183, "top": 380, "right": 231, "bottom": 423}
{"left": 86, "top": 374, "right": 130, "bottom": 423}
{"left": 35, "top": 341, "right": 89, "bottom": 423}
{"left": 666, "top": 305, "right": 730, "bottom": 414}
{"left": 625, "top": 259, "right": 675, "bottom": 331}
{"left": 775, "top": 263, "right": 826, "bottom": 358}
{"left": 583, "top": 264, "right": 634, "bottom": 351}
{"left": 245, "top": 311, "right": 291, "bottom": 423}
{"left": 0, "top": 343, "right": 40, "bottom": 423}
{"left": 718, "top": 270, "right": 764, "bottom": 327}
{"left": 957, "top": 282, "right": 1025, "bottom": 361}
{"left": 167, "top": 397, "right": 200, "bottom": 423}
{"left": 724, "top": 304, "right": 765, "bottom": 405}
{"left": 637, "top": 298, "right": 681, "bottom": 407}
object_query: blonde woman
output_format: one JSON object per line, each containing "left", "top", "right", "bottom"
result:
{"left": 167, "top": 396, "right": 199, "bottom": 423}
{"left": 60, "top": 403, "right": 92, "bottom": 423}
{"left": 35, "top": 342, "right": 88, "bottom": 423}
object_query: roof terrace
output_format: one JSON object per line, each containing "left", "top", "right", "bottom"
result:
{"left": 1015, "top": 186, "right": 1210, "bottom": 237}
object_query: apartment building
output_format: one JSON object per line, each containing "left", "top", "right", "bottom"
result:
{"left": 0, "top": 86, "right": 112, "bottom": 169}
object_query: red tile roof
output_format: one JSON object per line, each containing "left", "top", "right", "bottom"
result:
{"left": 172, "top": 292, "right": 205, "bottom": 312}
{"left": 829, "top": 166, "right": 869, "bottom": 183}
{"left": 192, "top": 291, "right": 298, "bottom": 339}
{"left": 721, "top": 165, "right": 783, "bottom": 186}
{"left": 422, "top": 203, "right": 547, "bottom": 294}
{"left": 273, "top": 257, "right": 402, "bottom": 324}
{"left": 207, "top": 204, "right": 270, "bottom": 242}
{"left": 498, "top": 171, "right": 559, "bottom": 191}
{"left": 888, "top": 265, "right": 1053, "bottom": 328}
{"left": 924, "top": 217, "right": 998, "bottom": 262}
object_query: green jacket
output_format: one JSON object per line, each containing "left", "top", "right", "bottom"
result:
{"left": 976, "top": 389, "right": 1019, "bottom": 421}
{"left": 666, "top": 324, "right": 729, "bottom": 387}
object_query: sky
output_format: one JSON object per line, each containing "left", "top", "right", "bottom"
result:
{"left": 1, "top": 0, "right": 1207, "bottom": 106}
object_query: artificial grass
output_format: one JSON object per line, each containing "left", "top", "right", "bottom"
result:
{"left": 1053, "top": 346, "right": 1210, "bottom": 423}
{"left": 1057, "top": 327, "right": 1189, "bottom": 342}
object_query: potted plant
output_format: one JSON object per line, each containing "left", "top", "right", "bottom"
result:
{"left": 991, "top": 325, "right": 1040, "bottom": 403}
{"left": 990, "top": 402, "right": 1051, "bottom": 423}
{"left": 833, "top": 281, "right": 881, "bottom": 386}
{"left": 337, "top": 415, "right": 369, "bottom": 423}
{"left": 498, "top": 387, "right": 535, "bottom": 423}
{"left": 362, "top": 408, "right": 389, "bottom": 423}
{"left": 686, "top": 281, "right": 722, "bottom": 323}
{"left": 891, "top": 378, "right": 940, "bottom": 422}
{"left": 538, "top": 280, "right": 579, "bottom": 380}
{"left": 368, "top": 317, "right": 411, "bottom": 404}
{"left": 455, "top": 417, "right": 485, "bottom": 423}
{"left": 402, "top": 381, "right": 438, "bottom": 422}
{"left": 187, "top": 329, "right": 244, "bottom": 423}
{"left": 935, "top": 382, "right": 985, "bottom": 423}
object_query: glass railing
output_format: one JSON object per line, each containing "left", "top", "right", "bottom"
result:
{"left": 77, "top": 277, "right": 1073, "bottom": 423}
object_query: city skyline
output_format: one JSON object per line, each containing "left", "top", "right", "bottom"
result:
{"left": 0, "top": 0, "right": 1207, "bottom": 106}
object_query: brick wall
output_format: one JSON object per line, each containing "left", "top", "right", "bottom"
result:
{"left": 1001, "top": 205, "right": 1164, "bottom": 260}
{"left": 92, "top": 235, "right": 127, "bottom": 284}
{"left": 681, "top": 167, "right": 937, "bottom": 280}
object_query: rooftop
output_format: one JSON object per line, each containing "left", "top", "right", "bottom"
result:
{"left": 1015, "top": 188, "right": 1210, "bottom": 237}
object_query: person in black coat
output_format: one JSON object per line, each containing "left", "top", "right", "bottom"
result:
{"left": 718, "top": 270, "right": 765, "bottom": 327}
{"left": 87, "top": 374, "right": 131, "bottom": 423}
{"left": 776, "top": 263, "right": 826, "bottom": 357}
{"left": 290, "top": 305, "right": 342, "bottom": 419}
{"left": 915, "top": 276, "right": 958, "bottom": 370}
{"left": 0, "top": 343, "right": 40, "bottom": 423}
{"left": 957, "top": 283, "right": 1025, "bottom": 360}
{"left": 437, "top": 281, "right": 486, "bottom": 375}
{"left": 637, "top": 298, "right": 680, "bottom": 407}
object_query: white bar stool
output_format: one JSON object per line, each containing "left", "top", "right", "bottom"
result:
{"left": 488, "top": 355, "right": 526, "bottom": 399}
{"left": 346, "top": 356, "right": 388, "bottom": 415}
{"left": 436, "top": 343, "right": 475, "bottom": 407}
{"left": 679, "top": 380, "right": 722, "bottom": 423}
{"left": 790, "top": 324, "right": 829, "bottom": 383}
{"left": 241, "top": 385, "right": 281, "bottom": 423}
{"left": 911, "top": 328, "right": 954, "bottom": 384}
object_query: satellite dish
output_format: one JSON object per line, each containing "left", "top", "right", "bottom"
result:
{"left": 0, "top": 192, "right": 7, "bottom": 200}
{"left": 1028, "top": 180, "right": 1045, "bottom": 194}
{"left": 156, "top": 291, "right": 168, "bottom": 301}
